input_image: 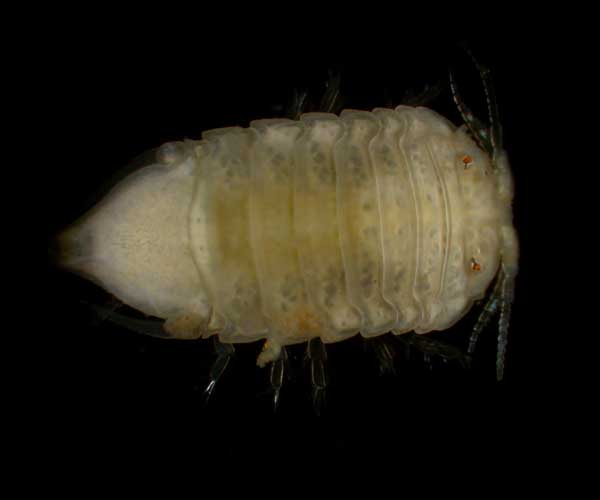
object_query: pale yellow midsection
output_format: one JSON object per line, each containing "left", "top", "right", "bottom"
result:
{"left": 189, "top": 106, "right": 500, "bottom": 345}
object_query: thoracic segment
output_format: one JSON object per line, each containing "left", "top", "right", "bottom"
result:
{"left": 187, "top": 106, "right": 500, "bottom": 346}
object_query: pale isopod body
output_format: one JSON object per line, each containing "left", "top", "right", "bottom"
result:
{"left": 57, "top": 103, "right": 518, "bottom": 375}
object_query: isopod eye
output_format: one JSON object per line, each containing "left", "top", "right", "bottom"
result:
{"left": 470, "top": 258, "right": 482, "bottom": 272}
{"left": 461, "top": 155, "right": 473, "bottom": 169}
{"left": 157, "top": 142, "right": 185, "bottom": 165}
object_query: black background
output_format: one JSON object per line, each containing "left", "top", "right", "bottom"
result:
{"left": 42, "top": 19, "right": 566, "bottom": 481}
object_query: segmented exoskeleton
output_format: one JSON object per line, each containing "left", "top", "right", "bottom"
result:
{"left": 56, "top": 51, "right": 518, "bottom": 411}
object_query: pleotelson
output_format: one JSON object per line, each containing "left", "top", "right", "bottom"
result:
{"left": 188, "top": 105, "right": 499, "bottom": 346}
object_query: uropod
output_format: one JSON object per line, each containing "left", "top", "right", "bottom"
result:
{"left": 54, "top": 55, "right": 518, "bottom": 408}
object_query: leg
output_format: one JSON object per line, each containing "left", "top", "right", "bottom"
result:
{"left": 468, "top": 266, "right": 517, "bottom": 381}
{"left": 497, "top": 271, "right": 516, "bottom": 381}
{"left": 365, "top": 334, "right": 397, "bottom": 375}
{"left": 204, "top": 336, "right": 235, "bottom": 404}
{"left": 318, "top": 71, "right": 343, "bottom": 114}
{"left": 89, "top": 296, "right": 123, "bottom": 327}
{"left": 269, "top": 346, "right": 289, "bottom": 412}
{"left": 285, "top": 88, "right": 309, "bottom": 120}
{"left": 285, "top": 70, "right": 343, "bottom": 120}
{"left": 448, "top": 43, "right": 503, "bottom": 159}
{"left": 459, "top": 42, "right": 503, "bottom": 154}
{"left": 468, "top": 274, "right": 504, "bottom": 354}
{"left": 396, "top": 333, "right": 471, "bottom": 369}
{"left": 448, "top": 65, "right": 492, "bottom": 154}
{"left": 423, "top": 353, "right": 433, "bottom": 371}
{"left": 401, "top": 81, "right": 443, "bottom": 107}
{"left": 305, "top": 337, "right": 328, "bottom": 415}
{"left": 83, "top": 297, "right": 175, "bottom": 339}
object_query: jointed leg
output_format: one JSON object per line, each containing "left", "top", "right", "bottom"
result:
{"left": 306, "top": 337, "right": 328, "bottom": 415}
{"left": 448, "top": 65, "right": 492, "bottom": 154}
{"left": 401, "top": 81, "right": 443, "bottom": 107}
{"left": 269, "top": 346, "right": 289, "bottom": 412}
{"left": 468, "top": 267, "right": 516, "bottom": 381}
{"left": 449, "top": 43, "right": 504, "bottom": 160}
{"left": 397, "top": 332, "right": 471, "bottom": 369}
{"left": 204, "top": 336, "right": 235, "bottom": 404}
{"left": 319, "top": 71, "right": 343, "bottom": 114}
{"left": 459, "top": 42, "right": 503, "bottom": 154}
{"left": 497, "top": 271, "right": 516, "bottom": 381}
{"left": 286, "top": 88, "right": 309, "bottom": 120}
{"left": 468, "top": 273, "right": 504, "bottom": 355}
{"left": 286, "top": 70, "right": 343, "bottom": 120}
{"left": 365, "top": 334, "right": 397, "bottom": 375}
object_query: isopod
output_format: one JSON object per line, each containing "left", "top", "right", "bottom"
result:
{"left": 54, "top": 59, "right": 518, "bottom": 405}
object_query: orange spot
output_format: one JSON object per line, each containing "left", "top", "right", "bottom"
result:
{"left": 471, "top": 258, "right": 482, "bottom": 272}
{"left": 462, "top": 155, "right": 473, "bottom": 167}
{"left": 284, "top": 307, "right": 322, "bottom": 336}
